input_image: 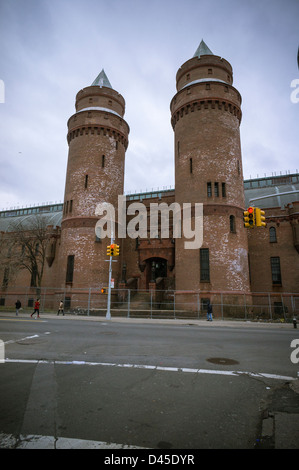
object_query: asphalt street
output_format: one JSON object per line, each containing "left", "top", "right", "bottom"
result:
{"left": 0, "top": 313, "right": 298, "bottom": 450}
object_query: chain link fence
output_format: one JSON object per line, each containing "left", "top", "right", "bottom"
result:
{"left": 0, "top": 286, "right": 298, "bottom": 322}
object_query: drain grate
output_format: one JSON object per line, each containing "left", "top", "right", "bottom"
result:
{"left": 206, "top": 357, "right": 239, "bottom": 365}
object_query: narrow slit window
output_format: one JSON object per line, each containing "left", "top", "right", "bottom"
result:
{"left": 207, "top": 182, "right": 212, "bottom": 198}
{"left": 85, "top": 175, "right": 88, "bottom": 189}
{"left": 229, "top": 215, "right": 236, "bottom": 233}
{"left": 66, "top": 255, "right": 75, "bottom": 284}
{"left": 214, "top": 182, "right": 219, "bottom": 197}
{"left": 190, "top": 158, "right": 193, "bottom": 174}
{"left": 200, "top": 248, "right": 210, "bottom": 282}
{"left": 102, "top": 155, "right": 105, "bottom": 168}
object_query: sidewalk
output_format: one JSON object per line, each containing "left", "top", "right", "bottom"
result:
{"left": 0, "top": 310, "right": 296, "bottom": 328}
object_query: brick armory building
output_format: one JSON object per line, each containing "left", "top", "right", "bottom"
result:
{"left": 1, "top": 41, "right": 298, "bottom": 313}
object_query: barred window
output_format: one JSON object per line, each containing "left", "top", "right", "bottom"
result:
{"left": 269, "top": 227, "right": 277, "bottom": 243}
{"left": 271, "top": 257, "right": 281, "bottom": 285}
{"left": 200, "top": 248, "right": 210, "bottom": 282}
{"left": 207, "top": 182, "right": 212, "bottom": 198}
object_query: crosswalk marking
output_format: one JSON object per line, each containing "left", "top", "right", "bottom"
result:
{"left": 3, "top": 357, "right": 296, "bottom": 381}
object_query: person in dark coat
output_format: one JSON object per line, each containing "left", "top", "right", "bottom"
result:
{"left": 15, "top": 299, "right": 21, "bottom": 316}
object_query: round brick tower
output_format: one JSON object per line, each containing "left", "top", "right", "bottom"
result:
{"left": 59, "top": 70, "right": 129, "bottom": 289}
{"left": 170, "top": 41, "right": 250, "bottom": 295}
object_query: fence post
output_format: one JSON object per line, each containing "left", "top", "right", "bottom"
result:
{"left": 87, "top": 287, "right": 91, "bottom": 316}
{"left": 42, "top": 287, "right": 47, "bottom": 313}
{"left": 173, "top": 291, "right": 176, "bottom": 320}
{"left": 281, "top": 294, "right": 286, "bottom": 321}
{"left": 268, "top": 294, "right": 272, "bottom": 321}
{"left": 150, "top": 290, "right": 153, "bottom": 319}
{"left": 244, "top": 294, "right": 247, "bottom": 320}
{"left": 197, "top": 293, "right": 200, "bottom": 318}
{"left": 25, "top": 287, "right": 29, "bottom": 310}
{"left": 221, "top": 293, "right": 223, "bottom": 320}
{"left": 127, "top": 289, "right": 130, "bottom": 318}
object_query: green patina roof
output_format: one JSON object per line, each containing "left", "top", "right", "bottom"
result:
{"left": 91, "top": 69, "right": 112, "bottom": 88}
{"left": 193, "top": 40, "right": 213, "bottom": 58}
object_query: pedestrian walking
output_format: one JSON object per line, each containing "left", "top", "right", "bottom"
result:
{"left": 57, "top": 300, "right": 64, "bottom": 316}
{"left": 207, "top": 302, "right": 213, "bottom": 321}
{"left": 15, "top": 299, "right": 21, "bottom": 316}
{"left": 30, "top": 299, "right": 40, "bottom": 318}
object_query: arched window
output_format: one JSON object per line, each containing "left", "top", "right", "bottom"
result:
{"left": 229, "top": 215, "right": 236, "bottom": 233}
{"left": 269, "top": 227, "right": 277, "bottom": 243}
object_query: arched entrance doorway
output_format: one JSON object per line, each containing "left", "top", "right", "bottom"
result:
{"left": 145, "top": 257, "right": 167, "bottom": 289}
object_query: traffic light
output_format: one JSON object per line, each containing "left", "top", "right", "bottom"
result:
{"left": 244, "top": 207, "right": 255, "bottom": 228}
{"left": 114, "top": 244, "right": 120, "bottom": 256}
{"left": 243, "top": 209, "right": 250, "bottom": 228}
{"left": 110, "top": 244, "right": 115, "bottom": 256}
{"left": 255, "top": 208, "right": 266, "bottom": 227}
{"left": 101, "top": 288, "right": 107, "bottom": 294}
{"left": 106, "top": 245, "right": 111, "bottom": 256}
{"left": 248, "top": 207, "right": 255, "bottom": 228}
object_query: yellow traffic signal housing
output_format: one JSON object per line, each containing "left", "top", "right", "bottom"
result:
{"left": 101, "top": 288, "right": 107, "bottom": 294}
{"left": 255, "top": 207, "right": 266, "bottom": 227}
{"left": 244, "top": 207, "right": 255, "bottom": 228}
{"left": 247, "top": 206, "right": 255, "bottom": 228}
{"left": 243, "top": 210, "right": 250, "bottom": 228}
{"left": 107, "top": 243, "right": 119, "bottom": 256}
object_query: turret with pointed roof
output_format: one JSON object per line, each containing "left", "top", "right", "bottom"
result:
{"left": 60, "top": 67, "right": 129, "bottom": 289}
{"left": 171, "top": 42, "right": 248, "bottom": 294}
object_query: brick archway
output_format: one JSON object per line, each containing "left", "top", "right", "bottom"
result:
{"left": 145, "top": 257, "right": 167, "bottom": 288}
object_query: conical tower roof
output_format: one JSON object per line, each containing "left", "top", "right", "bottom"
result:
{"left": 91, "top": 69, "right": 112, "bottom": 88}
{"left": 193, "top": 40, "right": 213, "bottom": 58}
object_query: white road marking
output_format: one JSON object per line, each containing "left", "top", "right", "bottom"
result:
{"left": 0, "top": 432, "right": 145, "bottom": 449}
{"left": 4, "top": 334, "right": 39, "bottom": 345}
{"left": 3, "top": 358, "right": 296, "bottom": 381}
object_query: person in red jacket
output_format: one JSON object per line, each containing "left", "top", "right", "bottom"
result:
{"left": 30, "top": 299, "right": 40, "bottom": 318}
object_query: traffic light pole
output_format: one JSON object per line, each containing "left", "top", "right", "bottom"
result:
{"left": 106, "top": 253, "right": 112, "bottom": 320}
{"left": 106, "top": 232, "right": 114, "bottom": 320}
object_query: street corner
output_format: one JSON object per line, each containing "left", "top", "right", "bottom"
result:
{"left": 290, "top": 377, "right": 299, "bottom": 395}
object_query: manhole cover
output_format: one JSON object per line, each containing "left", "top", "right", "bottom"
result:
{"left": 17, "top": 338, "right": 46, "bottom": 345}
{"left": 206, "top": 357, "right": 239, "bottom": 365}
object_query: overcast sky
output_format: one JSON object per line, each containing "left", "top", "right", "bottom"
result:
{"left": 0, "top": 0, "right": 298, "bottom": 210}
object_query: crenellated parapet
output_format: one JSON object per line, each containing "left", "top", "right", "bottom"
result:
{"left": 67, "top": 123, "right": 129, "bottom": 149}
{"left": 171, "top": 97, "right": 242, "bottom": 129}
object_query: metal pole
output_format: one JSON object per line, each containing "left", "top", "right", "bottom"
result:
{"left": 221, "top": 293, "right": 223, "bottom": 320}
{"left": 268, "top": 293, "right": 272, "bottom": 321}
{"left": 106, "top": 255, "right": 112, "bottom": 320}
{"left": 106, "top": 229, "right": 114, "bottom": 320}
{"left": 87, "top": 287, "right": 91, "bottom": 316}
{"left": 150, "top": 290, "right": 153, "bottom": 319}
{"left": 173, "top": 290, "right": 176, "bottom": 319}
{"left": 127, "top": 289, "right": 130, "bottom": 318}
